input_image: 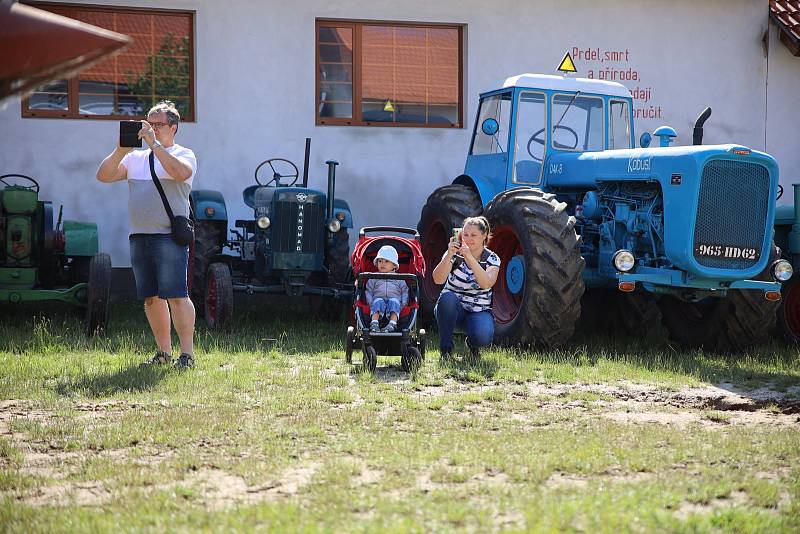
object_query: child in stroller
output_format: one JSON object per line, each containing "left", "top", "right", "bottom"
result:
{"left": 366, "top": 245, "right": 408, "bottom": 333}
{"left": 345, "top": 227, "right": 427, "bottom": 373}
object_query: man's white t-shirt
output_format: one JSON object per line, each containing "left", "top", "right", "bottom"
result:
{"left": 121, "top": 144, "right": 197, "bottom": 235}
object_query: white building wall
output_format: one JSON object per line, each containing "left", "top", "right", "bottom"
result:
{"left": 767, "top": 21, "right": 800, "bottom": 204}
{"left": 0, "top": 0, "right": 794, "bottom": 266}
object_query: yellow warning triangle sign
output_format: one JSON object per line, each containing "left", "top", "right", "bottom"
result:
{"left": 383, "top": 99, "right": 395, "bottom": 112}
{"left": 557, "top": 52, "right": 577, "bottom": 74}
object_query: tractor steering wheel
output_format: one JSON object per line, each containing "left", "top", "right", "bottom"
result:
{"left": 526, "top": 125, "right": 580, "bottom": 161}
{"left": 254, "top": 158, "right": 300, "bottom": 187}
{"left": 0, "top": 173, "right": 40, "bottom": 193}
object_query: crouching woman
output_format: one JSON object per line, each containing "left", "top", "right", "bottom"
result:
{"left": 432, "top": 216, "right": 500, "bottom": 362}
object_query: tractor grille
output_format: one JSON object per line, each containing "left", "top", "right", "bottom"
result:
{"left": 272, "top": 200, "right": 324, "bottom": 254}
{"left": 693, "top": 160, "right": 769, "bottom": 270}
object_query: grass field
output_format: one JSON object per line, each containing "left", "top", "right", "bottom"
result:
{"left": 1, "top": 301, "right": 799, "bottom": 533}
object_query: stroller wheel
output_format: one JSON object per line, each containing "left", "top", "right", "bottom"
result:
{"left": 406, "top": 346, "right": 422, "bottom": 374}
{"left": 418, "top": 329, "right": 426, "bottom": 359}
{"left": 345, "top": 326, "right": 355, "bottom": 363}
{"left": 363, "top": 345, "right": 377, "bottom": 373}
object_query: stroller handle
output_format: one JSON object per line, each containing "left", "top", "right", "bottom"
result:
{"left": 359, "top": 226, "right": 420, "bottom": 240}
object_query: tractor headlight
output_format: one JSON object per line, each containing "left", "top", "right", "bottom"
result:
{"left": 613, "top": 249, "right": 636, "bottom": 272}
{"left": 772, "top": 259, "right": 793, "bottom": 282}
{"left": 327, "top": 218, "right": 341, "bottom": 233}
{"left": 257, "top": 216, "right": 271, "bottom": 229}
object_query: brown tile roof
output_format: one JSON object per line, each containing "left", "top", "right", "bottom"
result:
{"left": 771, "top": 0, "right": 800, "bottom": 55}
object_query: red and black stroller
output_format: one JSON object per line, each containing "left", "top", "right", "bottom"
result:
{"left": 345, "top": 226, "right": 427, "bottom": 373}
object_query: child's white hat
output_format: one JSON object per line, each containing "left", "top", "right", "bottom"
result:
{"left": 374, "top": 245, "right": 399, "bottom": 268}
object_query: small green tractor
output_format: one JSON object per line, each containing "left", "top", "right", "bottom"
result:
{"left": 0, "top": 174, "right": 111, "bottom": 335}
{"left": 187, "top": 139, "right": 354, "bottom": 328}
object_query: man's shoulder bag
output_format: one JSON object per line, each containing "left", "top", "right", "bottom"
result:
{"left": 148, "top": 150, "right": 194, "bottom": 246}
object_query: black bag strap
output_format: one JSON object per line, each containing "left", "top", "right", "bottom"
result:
{"left": 148, "top": 150, "right": 175, "bottom": 220}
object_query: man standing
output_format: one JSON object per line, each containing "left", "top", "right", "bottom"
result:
{"left": 96, "top": 101, "right": 197, "bottom": 368}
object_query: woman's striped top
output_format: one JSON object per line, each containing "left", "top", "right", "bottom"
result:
{"left": 441, "top": 248, "right": 501, "bottom": 312}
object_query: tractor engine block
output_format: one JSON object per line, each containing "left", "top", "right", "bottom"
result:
{"left": 576, "top": 182, "right": 665, "bottom": 276}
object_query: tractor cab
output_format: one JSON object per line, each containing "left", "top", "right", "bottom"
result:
{"left": 465, "top": 74, "right": 634, "bottom": 202}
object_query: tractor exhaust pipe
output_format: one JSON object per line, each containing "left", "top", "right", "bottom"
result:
{"left": 301, "top": 137, "right": 311, "bottom": 187}
{"left": 325, "top": 160, "right": 338, "bottom": 221}
{"left": 693, "top": 107, "right": 712, "bottom": 145}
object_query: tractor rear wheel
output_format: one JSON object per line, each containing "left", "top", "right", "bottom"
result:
{"left": 326, "top": 228, "right": 350, "bottom": 285}
{"left": 778, "top": 276, "right": 800, "bottom": 343}
{"left": 317, "top": 228, "right": 351, "bottom": 320}
{"left": 205, "top": 263, "right": 233, "bottom": 330}
{"left": 190, "top": 221, "right": 226, "bottom": 316}
{"left": 417, "top": 185, "right": 482, "bottom": 323}
{"left": 483, "top": 188, "right": 584, "bottom": 347}
{"left": 85, "top": 253, "right": 111, "bottom": 336}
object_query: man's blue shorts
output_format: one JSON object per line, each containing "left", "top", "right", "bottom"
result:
{"left": 129, "top": 233, "right": 189, "bottom": 300}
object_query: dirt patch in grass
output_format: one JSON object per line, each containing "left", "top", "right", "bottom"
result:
{"left": 21, "top": 480, "right": 112, "bottom": 507}
{"left": 674, "top": 490, "right": 751, "bottom": 519}
{"left": 413, "top": 380, "right": 800, "bottom": 422}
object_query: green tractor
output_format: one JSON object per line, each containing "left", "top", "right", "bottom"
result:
{"left": 0, "top": 174, "right": 111, "bottom": 335}
{"left": 188, "top": 139, "right": 354, "bottom": 329}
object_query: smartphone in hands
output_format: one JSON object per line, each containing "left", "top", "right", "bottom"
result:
{"left": 451, "top": 227, "right": 464, "bottom": 269}
{"left": 119, "top": 120, "right": 142, "bottom": 148}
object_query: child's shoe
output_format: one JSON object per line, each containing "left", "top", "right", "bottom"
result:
{"left": 383, "top": 320, "right": 397, "bottom": 333}
{"left": 369, "top": 320, "right": 380, "bottom": 332}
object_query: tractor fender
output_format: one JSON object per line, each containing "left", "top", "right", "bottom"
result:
{"left": 63, "top": 220, "right": 99, "bottom": 257}
{"left": 191, "top": 190, "right": 227, "bottom": 222}
{"left": 452, "top": 174, "right": 505, "bottom": 207}
{"left": 332, "top": 198, "right": 354, "bottom": 228}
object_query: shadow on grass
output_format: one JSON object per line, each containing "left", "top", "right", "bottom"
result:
{"left": 55, "top": 364, "right": 173, "bottom": 397}
{"left": 519, "top": 330, "right": 800, "bottom": 392}
{"left": 347, "top": 361, "right": 413, "bottom": 382}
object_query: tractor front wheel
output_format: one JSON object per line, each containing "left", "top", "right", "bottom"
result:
{"left": 614, "top": 288, "right": 668, "bottom": 343}
{"left": 483, "top": 188, "right": 584, "bottom": 347}
{"left": 205, "top": 263, "right": 233, "bottom": 330}
{"left": 778, "top": 276, "right": 800, "bottom": 343}
{"left": 85, "top": 253, "right": 112, "bottom": 336}
{"left": 659, "top": 246, "right": 780, "bottom": 353}
{"left": 416, "top": 185, "right": 482, "bottom": 324}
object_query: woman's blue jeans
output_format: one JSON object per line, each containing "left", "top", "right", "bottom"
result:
{"left": 434, "top": 291, "right": 494, "bottom": 351}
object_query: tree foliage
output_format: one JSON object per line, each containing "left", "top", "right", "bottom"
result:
{"left": 126, "top": 33, "right": 191, "bottom": 118}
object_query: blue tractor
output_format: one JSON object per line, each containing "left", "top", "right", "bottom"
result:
{"left": 417, "top": 74, "right": 792, "bottom": 352}
{"left": 188, "top": 139, "right": 354, "bottom": 329}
